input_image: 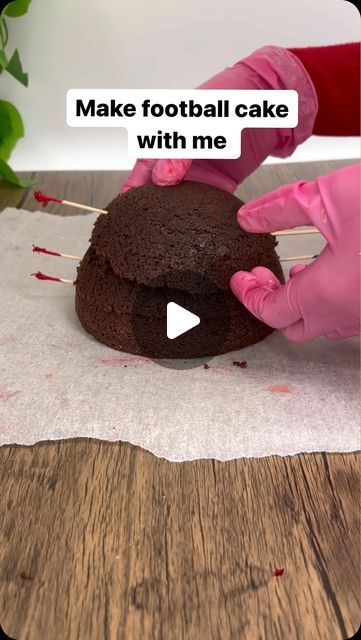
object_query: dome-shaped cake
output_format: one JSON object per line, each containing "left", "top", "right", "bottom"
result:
{"left": 75, "top": 182, "right": 284, "bottom": 358}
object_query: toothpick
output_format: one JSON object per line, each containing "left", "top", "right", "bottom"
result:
{"left": 280, "top": 254, "right": 318, "bottom": 262}
{"left": 272, "top": 228, "right": 319, "bottom": 237}
{"left": 34, "top": 190, "right": 107, "bottom": 215}
{"left": 32, "top": 242, "right": 319, "bottom": 266}
{"left": 32, "top": 244, "right": 80, "bottom": 261}
{"left": 31, "top": 271, "right": 73, "bottom": 284}
{"left": 33, "top": 191, "right": 323, "bottom": 237}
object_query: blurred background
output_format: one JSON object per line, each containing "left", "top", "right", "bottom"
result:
{"left": 1, "top": 0, "right": 359, "bottom": 171}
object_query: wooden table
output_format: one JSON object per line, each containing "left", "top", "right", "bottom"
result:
{"left": 0, "top": 161, "right": 359, "bottom": 640}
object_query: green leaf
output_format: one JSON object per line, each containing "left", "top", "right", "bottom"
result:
{"left": 0, "top": 157, "right": 33, "bottom": 186}
{"left": 2, "top": 1, "right": 31, "bottom": 18}
{"left": 5, "top": 48, "right": 28, "bottom": 85}
{"left": 0, "top": 99, "right": 24, "bottom": 161}
{"left": 0, "top": 48, "right": 8, "bottom": 68}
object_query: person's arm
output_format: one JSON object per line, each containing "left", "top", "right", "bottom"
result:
{"left": 120, "top": 42, "right": 359, "bottom": 194}
{"left": 121, "top": 45, "right": 318, "bottom": 193}
{"left": 288, "top": 42, "right": 360, "bottom": 136}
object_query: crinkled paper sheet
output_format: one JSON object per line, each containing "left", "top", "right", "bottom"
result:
{"left": 0, "top": 208, "right": 359, "bottom": 460}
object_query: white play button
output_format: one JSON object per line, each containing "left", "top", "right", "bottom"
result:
{"left": 166, "top": 302, "right": 200, "bottom": 340}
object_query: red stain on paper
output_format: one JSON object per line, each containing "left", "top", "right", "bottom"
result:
{"left": 266, "top": 384, "right": 292, "bottom": 394}
{"left": 273, "top": 568, "right": 284, "bottom": 577}
{"left": 0, "top": 387, "right": 20, "bottom": 403}
{"left": 100, "top": 355, "right": 150, "bottom": 368}
{"left": 0, "top": 336, "right": 16, "bottom": 346}
{"left": 45, "top": 373, "right": 54, "bottom": 382}
{"left": 58, "top": 395, "right": 70, "bottom": 408}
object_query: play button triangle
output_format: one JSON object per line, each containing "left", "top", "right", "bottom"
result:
{"left": 166, "top": 302, "right": 200, "bottom": 340}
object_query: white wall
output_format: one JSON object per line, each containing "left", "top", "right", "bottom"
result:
{"left": 2, "top": 0, "right": 359, "bottom": 171}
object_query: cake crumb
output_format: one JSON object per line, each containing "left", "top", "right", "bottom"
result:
{"left": 233, "top": 360, "right": 247, "bottom": 368}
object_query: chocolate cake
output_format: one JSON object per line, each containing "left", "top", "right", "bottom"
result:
{"left": 75, "top": 182, "right": 284, "bottom": 359}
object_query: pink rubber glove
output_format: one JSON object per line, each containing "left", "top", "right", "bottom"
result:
{"left": 230, "top": 164, "right": 360, "bottom": 342}
{"left": 120, "top": 46, "right": 317, "bottom": 194}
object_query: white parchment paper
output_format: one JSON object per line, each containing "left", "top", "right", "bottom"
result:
{"left": 0, "top": 208, "right": 359, "bottom": 460}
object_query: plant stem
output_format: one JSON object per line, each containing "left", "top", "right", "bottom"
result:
{"left": 0, "top": 23, "right": 4, "bottom": 50}
{"left": 0, "top": 17, "right": 8, "bottom": 50}
{"left": 2, "top": 18, "right": 8, "bottom": 47}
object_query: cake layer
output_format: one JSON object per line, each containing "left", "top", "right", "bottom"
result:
{"left": 75, "top": 182, "right": 284, "bottom": 359}
{"left": 75, "top": 294, "right": 273, "bottom": 359}
{"left": 91, "top": 182, "right": 283, "bottom": 292}
{"left": 76, "top": 247, "right": 265, "bottom": 321}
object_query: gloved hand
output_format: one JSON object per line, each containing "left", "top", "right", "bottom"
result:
{"left": 120, "top": 46, "right": 317, "bottom": 194}
{"left": 230, "top": 163, "right": 360, "bottom": 342}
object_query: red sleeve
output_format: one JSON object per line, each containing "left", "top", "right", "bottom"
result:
{"left": 287, "top": 43, "right": 360, "bottom": 136}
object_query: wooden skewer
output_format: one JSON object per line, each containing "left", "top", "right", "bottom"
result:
{"left": 32, "top": 244, "right": 80, "bottom": 261}
{"left": 34, "top": 190, "right": 107, "bottom": 215}
{"left": 32, "top": 243, "right": 317, "bottom": 265}
{"left": 32, "top": 252, "right": 360, "bottom": 284}
{"left": 33, "top": 191, "right": 322, "bottom": 237}
{"left": 271, "top": 228, "right": 319, "bottom": 237}
{"left": 31, "top": 271, "right": 73, "bottom": 284}
{"left": 280, "top": 254, "right": 318, "bottom": 262}
{"left": 59, "top": 200, "right": 106, "bottom": 214}
{"left": 31, "top": 258, "right": 315, "bottom": 286}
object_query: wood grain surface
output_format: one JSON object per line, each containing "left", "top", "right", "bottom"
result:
{"left": 0, "top": 162, "right": 359, "bottom": 640}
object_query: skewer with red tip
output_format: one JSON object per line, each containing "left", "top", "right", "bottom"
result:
{"left": 31, "top": 271, "right": 73, "bottom": 284}
{"left": 31, "top": 243, "right": 320, "bottom": 264}
{"left": 32, "top": 244, "right": 80, "bottom": 261}
{"left": 34, "top": 190, "right": 107, "bottom": 215}
{"left": 33, "top": 190, "right": 321, "bottom": 236}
